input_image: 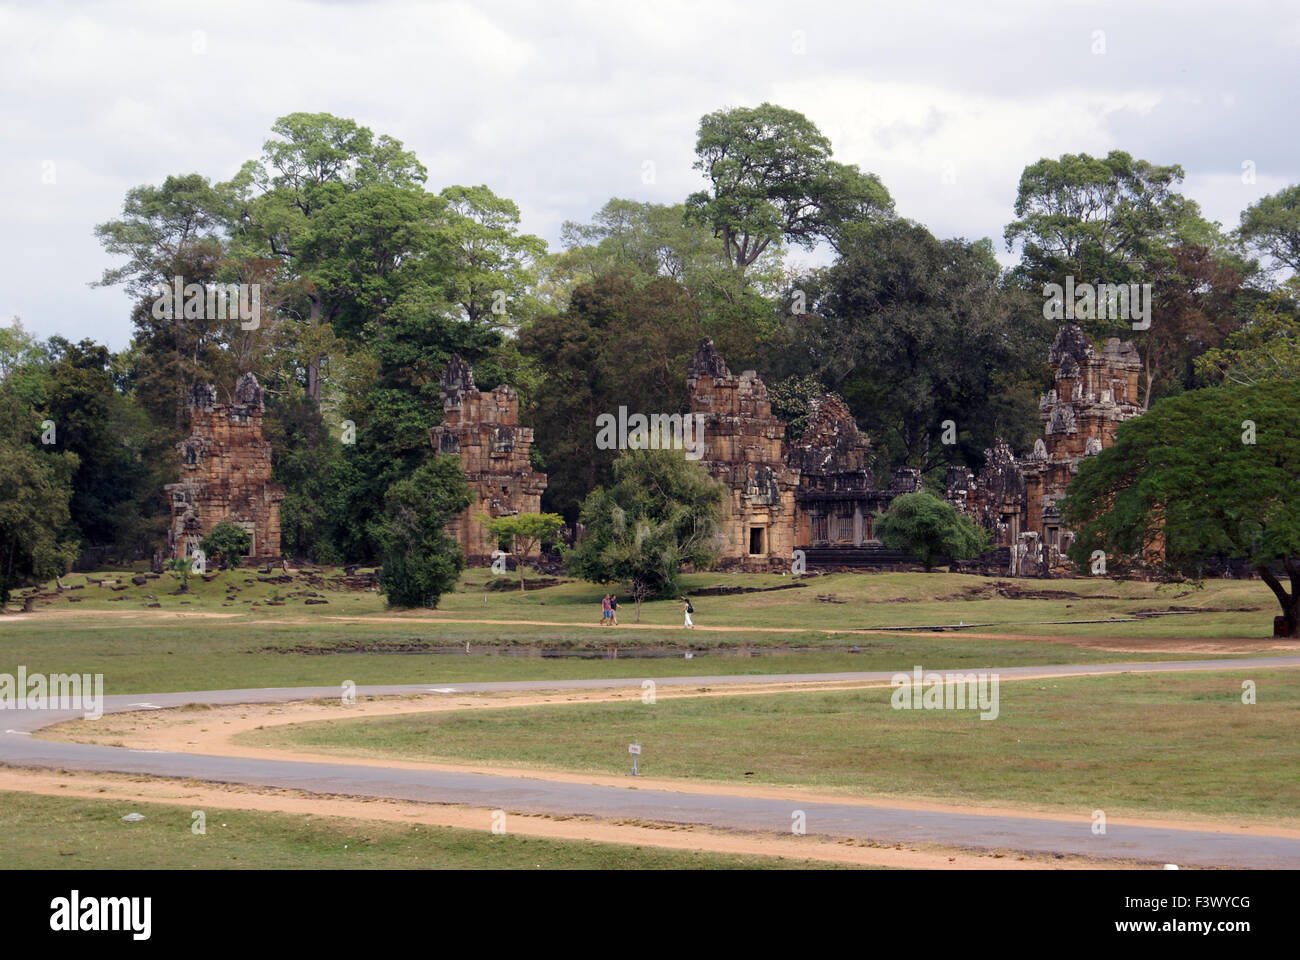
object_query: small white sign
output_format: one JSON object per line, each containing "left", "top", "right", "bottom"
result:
{"left": 628, "top": 743, "right": 641, "bottom": 755}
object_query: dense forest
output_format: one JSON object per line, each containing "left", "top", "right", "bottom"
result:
{"left": 3, "top": 104, "right": 1298, "bottom": 595}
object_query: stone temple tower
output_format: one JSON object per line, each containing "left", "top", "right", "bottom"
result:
{"left": 942, "top": 324, "right": 1143, "bottom": 575}
{"left": 430, "top": 355, "right": 547, "bottom": 563}
{"left": 686, "top": 338, "right": 799, "bottom": 569}
{"left": 1022, "top": 323, "right": 1142, "bottom": 547}
{"left": 165, "top": 373, "right": 284, "bottom": 562}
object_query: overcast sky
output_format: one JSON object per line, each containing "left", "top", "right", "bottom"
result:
{"left": 3, "top": 0, "right": 1297, "bottom": 349}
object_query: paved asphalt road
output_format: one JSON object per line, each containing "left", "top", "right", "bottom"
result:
{"left": 3, "top": 656, "right": 1299, "bottom": 868}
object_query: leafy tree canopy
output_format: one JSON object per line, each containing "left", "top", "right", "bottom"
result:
{"left": 1060, "top": 380, "right": 1300, "bottom": 635}
{"left": 482, "top": 512, "right": 564, "bottom": 591}
{"left": 0, "top": 427, "right": 78, "bottom": 605}
{"left": 796, "top": 218, "right": 1051, "bottom": 475}
{"left": 1195, "top": 278, "right": 1300, "bottom": 386}
{"left": 686, "top": 103, "right": 892, "bottom": 270}
{"left": 377, "top": 456, "right": 472, "bottom": 608}
{"left": 568, "top": 448, "right": 726, "bottom": 618}
{"left": 875, "top": 491, "right": 989, "bottom": 572}
{"left": 519, "top": 271, "right": 706, "bottom": 521}
{"left": 1238, "top": 183, "right": 1300, "bottom": 276}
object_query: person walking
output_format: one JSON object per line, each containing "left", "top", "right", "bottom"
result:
{"left": 609, "top": 594, "right": 620, "bottom": 626}
{"left": 682, "top": 596, "right": 694, "bottom": 629}
{"left": 601, "top": 593, "right": 611, "bottom": 626}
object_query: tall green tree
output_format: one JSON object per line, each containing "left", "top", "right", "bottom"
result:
{"left": 551, "top": 198, "right": 785, "bottom": 364}
{"left": 377, "top": 456, "right": 472, "bottom": 609}
{"left": 40, "top": 338, "right": 171, "bottom": 557}
{"left": 436, "top": 184, "right": 546, "bottom": 328}
{"left": 0, "top": 406, "right": 78, "bottom": 605}
{"left": 519, "top": 272, "right": 706, "bottom": 521}
{"left": 1060, "top": 380, "right": 1300, "bottom": 635}
{"left": 93, "top": 173, "right": 228, "bottom": 298}
{"left": 1006, "top": 151, "right": 1208, "bottom": 280}
{"left": 0, "top": 319, "right": 50, "bottom": 412}
{"left": 226, "top": 112, "right": 429, "bottom": 400}
{"left": 800, "top": 219, "right": 1050, "bottom": 474}
{"left": 1004, "top": 150, "right": 1228, "bottom": 339}
{"left": 95, "top": 179, "right": 239, "bottom": 430}
{"left": 329, "top": 303, "right": 504, "bottom": 562}
{"left": 686, "top": 103, "right": 892, "bottom": 271}
{"left": 568, "top": 448, "right": 726, "bottom": 620}
{"left": 1238, "top": 183, "right": 1300, "bottom": 275}
{"left": 556, "top": 198, "right": 783, "bottom": 293}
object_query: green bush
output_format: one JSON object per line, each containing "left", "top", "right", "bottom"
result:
{"left": 201, "top": 521, "right": 253, "bottom": 570}
{"left": 876, "top": 491, "right": 989, "bottom": 572}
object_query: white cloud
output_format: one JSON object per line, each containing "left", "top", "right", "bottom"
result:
{"left": 1, "top": 0, "right": 1297, "bottom": 346}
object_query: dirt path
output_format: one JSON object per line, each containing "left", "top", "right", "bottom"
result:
{"left": 41, "top": 673, "right": 1300, "bottom": 838}
{"left": 0, "top": 768, "right": 1127, "bottom": 870}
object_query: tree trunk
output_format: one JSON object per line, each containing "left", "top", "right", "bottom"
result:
{"left": 1258, "top": 564, "right": 1300, "bottom": 637}
{"left": 306, "top": 296, "right": 323, "bottom": 404}
{"left": 517, "top": 537, "right": 534, "bottom": 591}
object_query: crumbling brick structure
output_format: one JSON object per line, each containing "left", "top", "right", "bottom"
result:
{"left": 431, "top": 355, "right": 547, "bottom": 564}
{"left": 685, "top": 340, "right": 924, "bottom": 569}
{"left": 165, "top": 373, "right": 284, "bottom": 562}
{"left": 946, "top": 324, "right": 1142, "bottom": 574}
{"left": 945, "top": 438, "right": 1027, "bottom": 547}
{"left": 1024, "top": 325, "right": 1141, "bottom": 549}
{"left": 686, "top": 339, "right": 800, "bottom": 570}
{"left": 789, "top": 395, "right": 889, "bottom": 547}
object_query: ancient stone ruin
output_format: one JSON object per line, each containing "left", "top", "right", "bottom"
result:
{"left": 165, "top": 373, "right": 284, "bottom": 563}
{"left": 429, "top": 328, "right": 1141, "bottom": 576}
{"left": 431, "top": 355, "right": 547, "bottom": 563}
{"left": 945, "top": 438, "right": 1027, "bottom": 560}
{"left": 686, "top": 339, "right": 923, "bottom": 570}
{"left": 686, "top": 339, "right": 800, "bottom": 569}
{"left": 946, "top": 324, "right": 1142, "bottom": 574}
{"left": 791, "top": 394, "right": 900, "bottom": 547}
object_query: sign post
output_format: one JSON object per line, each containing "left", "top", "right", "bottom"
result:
{"left": 628, "top": 740, "right": 641, "bottom": 776}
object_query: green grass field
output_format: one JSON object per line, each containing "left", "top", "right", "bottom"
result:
{"left": 4, "top": 568, "right": 1294, "bottom": 871}
{"left": 0, "top": 624, "right": 1249, "bottom": 695}
{"left": 239, "top": 669, "right": 1300, "bottom": 825}
{"left": 8, "top": 564, "right": 1282, "bottom": 637}
{"left": 0, "top": 791, "right": 860, "bottom": 869}
{"left": 0, "top": 568, "right": 1283, "bottom": 694}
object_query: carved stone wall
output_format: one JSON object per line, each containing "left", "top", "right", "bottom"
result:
{"left": 685, "top": 341, "right": 925, "bottom": 569}
{"left": 686, "top": 339, "right": 799, "bottom": 570}
{"left": 946, "top": 324, "right": 1142, "bottom": 574}
{"left": 945, "top": 438, "right": 1027, "bottom": 548}
{"left": 789, "top": 395, "right": 880, "bottom": 547}
{"left": 431, "top": 355, "right": 547, "bottom": 564}
{"left": 165, "top": 373, "right": 284, "bottom": 562}
{"left": 1023, "top": 325, "right": 1141, "bottom": 548}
